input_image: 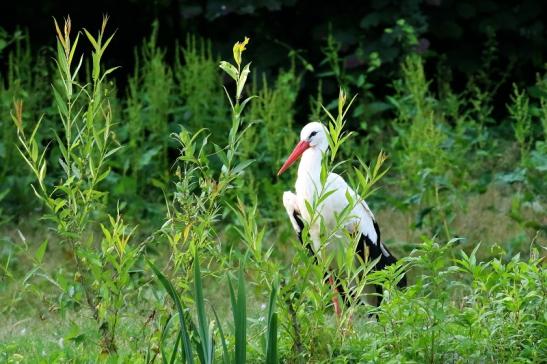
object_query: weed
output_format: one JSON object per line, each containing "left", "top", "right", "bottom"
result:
{"left": 12, "top": 16, "right": 138, "bottom": 353}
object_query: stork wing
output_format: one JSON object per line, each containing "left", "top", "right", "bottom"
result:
{"left": 329, "top": 174, "right": 407, "bottom": 288}
{"left": 282, "top": 191, "right": 303, "bottom": 239}
{"left": 282, "top": 191, "right": 317, "bottom": 261}
{"left": 326, "top": 173, "right": 378, "bottom": 244}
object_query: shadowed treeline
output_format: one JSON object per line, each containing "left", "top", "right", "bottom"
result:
{"left": 1, "top": 0, "right": 546, "bottom": 121}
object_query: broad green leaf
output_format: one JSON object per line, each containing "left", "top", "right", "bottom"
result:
{"left": 236, "top": 62, "right": 251, "bottom": 100}
{"left": 219, "top": 61, "right": 238, "bottom": 81}
{"left": 34, "top": 240, "right": 48, "bottom": 264}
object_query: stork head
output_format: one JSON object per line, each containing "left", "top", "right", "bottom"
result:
{"left": 277, "top": 121, "right": 328, "bottom": 176}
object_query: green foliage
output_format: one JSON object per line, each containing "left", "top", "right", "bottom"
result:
{"left": 160, "top": 36, "right": 255, "bottom": 277}
{"left": 148, "top": 259, "right": 195, "bottom": 363}
{"left": 149, "top": 255, "right": 279, "bottom": 363}
{"left": 0, "top": 31, "right": 50, "bottom": 219}
{"left": 176, "top": 35, "right": 226, "bottom": 135}
{"left": 390, "top": 55, "right": 450, "bottom": 235}
{"left": 11, "top": 16, "right": 138, "bottom": 353}
{"left": 373, "top": 239, "right": 546, "bottom": 362}
{"left": 95, "top": 212, "right": 141, "bottom": 351}
{"left": 1, "top": 16, "right": 546, "bottom": 364}
{"left": 318, "top": 30, "right": 383, "bottom": 121}
{"left": 509, "top": 84, "right": 533, "bottom": 160}
{"left": 265, "top": 281, "right": 279, "bottom": 364}
{"left": 228, "top": 262, "right": 247, "bottom": 364}
{"left": 389, "top": 54, "right": 484, "bottom": 238}
{"left": 499, "top": 76, "right": 547, "bottom": 235}
{"left": 120, "top": 21, "right": 174, "bottom": 203}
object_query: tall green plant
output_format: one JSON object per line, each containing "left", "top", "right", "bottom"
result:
{"left": 502, "top": 80, "right": 546, "bottom": 236}
{"left": 162, "top": 37, "right": 255, "bottom": 274}
{"left": 508, "top": 84, "right": 533, "bottom": 161}
{"left": 12, "top": 16, "right": 137, "bottom": 353}
{"left": 318, "top": 30, "right": 382, "bottom": 120}
{"left": 390, "top": 54, "right": 465, "bottom": 238}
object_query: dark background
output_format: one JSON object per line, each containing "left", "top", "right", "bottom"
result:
{"left": 1, "top": 0, "right": 546, "bottom": 118}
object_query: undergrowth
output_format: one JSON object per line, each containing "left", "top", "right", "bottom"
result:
{"left": 0, "top": 17, "right": 545, "bottom": 364}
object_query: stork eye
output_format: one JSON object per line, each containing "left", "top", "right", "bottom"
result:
{"left": 308, "top": 131, "right": 318, "bottom": 139}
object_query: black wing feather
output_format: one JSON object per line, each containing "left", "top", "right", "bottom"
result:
{"left": 356, "top": 220, "right": 407, "bottom": 289}
{"left": 290, "top": 211, "right": 406, "bottom": 308}
{"left": 292, "top": 210, "right": 318, "bottom": 263}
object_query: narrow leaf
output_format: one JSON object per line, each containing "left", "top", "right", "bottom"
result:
{"left": 147, "top": 260, "right": 194, "bottom": 364}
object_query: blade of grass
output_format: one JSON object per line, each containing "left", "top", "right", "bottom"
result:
{"left": 194, "top": 253, "right": 213, "bottom": 364}
{"left": 265, "top": 282, "right": 278, "bottom": 364}
{"left": 212, "top": 307, "right": 230, "bottom": 364}
{"left": 169, "top": 330, "right": 182, "bottom": 364}
{"left": 187, "top": 318, "right": 205, "bottom": 364}
{"left": 228, "top": 261, "right": 246, "bottom": 364}
{"left": 148, "top": 259, "right": 194, "bottom": 364}
{"left": 160, "top": 314, "right": 174, "bottom": 364}
{"left": 236, "top": 262, "right": 247, "bottom": 364}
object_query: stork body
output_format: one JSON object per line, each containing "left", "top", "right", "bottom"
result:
{"left": 278, "top": 122, "right": 406, "bottom": 308}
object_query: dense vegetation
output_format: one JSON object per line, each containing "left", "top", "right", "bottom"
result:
{"left": 0, "top": 14, "right": 545, "bottom": 363}
{"left": 3, "top": 1, "right": 547, "bottom": 112}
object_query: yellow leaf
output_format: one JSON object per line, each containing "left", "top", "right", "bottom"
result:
{"left": 232, "top": 36, "right": 250, "bottom": 66}
{"left": 183, "top": 224, "right": 192, "bottom": 242}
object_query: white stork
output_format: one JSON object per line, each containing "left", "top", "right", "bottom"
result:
{"left": 278, "top": 122, "right": 406, "bottom": 313}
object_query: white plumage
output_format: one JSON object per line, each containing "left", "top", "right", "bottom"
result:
{"left": 280, "top": 122, "right": 381, "bottom": 254}
{"left": 278, "top": 122, "right": 405, "bottom": 308}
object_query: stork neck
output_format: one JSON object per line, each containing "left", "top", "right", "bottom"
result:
{"left": 296, "top": 148, "right": 323, "bottom": 197}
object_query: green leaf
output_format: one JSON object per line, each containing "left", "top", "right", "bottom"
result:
{"left": 212, "top": 307, "right": 230, "bottom": 364}
{"left": 265, "top": 282, "right": 278, "bottom": 364}
{"left": 169, "top": 331, "right": 182, "bottom": 364}
{"left": 52, "top": 86, "right": 68, "bottom": 118}
{"left": 222, "top": 85, "right": 234, "bottom": 111}
{"left": 213, "top": 144, "right": 229, "bottom": 167}
{"left": 239, "top": 95, "right": 257, "bottom": 114}
{"left": 83, "top": 29, "right": 99, "bottom": 50}
{"left": 266, "top": 313, "right": 278, "bottom": 364}
{"left": 65, "top": 323, "right": 85, "bottom": 344}
{"left": 232, "top": 159, "right": 254, "bottom": 175}
{"left": 236, "top": 62, "right": 251, "bottom": 100}
{"left": 102, "top": 31, "right": 117, "bottom": 53}
{"left": 38, "top": 162, "right": 47, "bottom": 183}
{"left": 219, "top": 61, "right": 238, "bottom": 81}
{"left": 228, "top": 261, "right": 246, "bottom": 364}
{"left": 194, "top": 253, "right": 213, "bottom": 364}
{"left": 68, "top": 32, "right": 80, "bottom": 65}
{"left": 56, "top": 41, "right": 68, "bottom": 75}
{"left": 103, "top": 66, "right": 121, "bottom": 78}
{"left": 104, "top": 145, "right": 124, "bottom": 160}
{"left": 34, "top": 240, "right": 48, "bottom": 264}
{"left": 159, "top": 314, "right": 178, "bottom": 364}
{"left": 147, "top": 260, "right": 194, "bottom": 364}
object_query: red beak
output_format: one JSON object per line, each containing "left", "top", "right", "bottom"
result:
{"left": 277, "top": 140, "right": 310, "bottom": 176}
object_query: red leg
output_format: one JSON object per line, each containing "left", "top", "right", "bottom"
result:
{"left": 328, "top": 275, "right": 342, "bottom": 317}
